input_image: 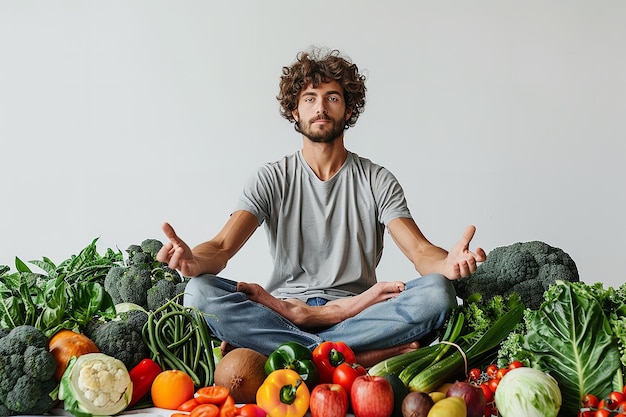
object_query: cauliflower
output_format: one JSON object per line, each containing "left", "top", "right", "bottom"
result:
{"left": 58, "top": 353, "right": 132, "bottom": 417}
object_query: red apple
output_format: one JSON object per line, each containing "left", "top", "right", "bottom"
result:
{"left": 350, "top": 375, "right": 394, "bottom": 417}
{"left": 446, "top": 380, "right": 486, "bottom": 417}
{"left": 310, "top": 383, "right": 349, "bottom": 417}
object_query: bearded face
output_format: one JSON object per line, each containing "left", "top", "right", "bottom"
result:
{"left": 296, "top": 112, "right": 347, "bottom": 143}
{"left": 293, "top": 81, "right": 351, "bottom": 144}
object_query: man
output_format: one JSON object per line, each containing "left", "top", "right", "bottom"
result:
{"left": 157, "top": 48, "right": 486, "bottom": 367}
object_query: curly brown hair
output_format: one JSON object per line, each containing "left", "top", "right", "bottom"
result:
{"left": 277, "top": 48, "right": 367, "bottom": 130}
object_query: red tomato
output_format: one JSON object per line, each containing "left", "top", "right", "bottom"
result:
{"left": 617, "top": 401, "right": 626, "bottom": 413}
{"left": 468, "top": 367, "right": 482, "bottom": 382}
{"left": 609, "top": 391, "right": 625, "bottom": 404}
{"left": 582, "top": 393, "right": 600, "bottom": 409}
{"left": 332, "top": 362, "right": 367, "bottom": 394}
{"left": 495, "top": 367, "right": 509, "bottom": 380}
{"left": 488, "top": 378, "right": 499, "bottom": 393}
{"left": 219, "top": 395, "right": 236, "bottom": 417}
{"left": 595, "top": 409, "right": 612, "bottom": 417}
{"left": 486, "top": 364, "right": 499, "bottom": 379}
{"left": 190, "top": 404, "right": 220, "bottom": 417}
{"left": 178, "top": 398, "right": 201, "bottom": 412}
{"left": 507, "top": 360, "right": 524, "bottom": 370}
{"left": 236, "top": 404, "right": 267, "bottom": 417}
{"left": 480, "top": 381, "right": 494, "bottom": 403}
{"left": 599, "top": 395, "right": 621, "bottom": 411}
{"left": 196, "top": 386, "right": 230, "bottom": 405}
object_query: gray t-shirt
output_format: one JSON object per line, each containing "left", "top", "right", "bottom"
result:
{"left": 235, "top": 150, "right": 412, "bottom": 300}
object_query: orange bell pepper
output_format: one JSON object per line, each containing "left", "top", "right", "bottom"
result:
{"left": 256, "top": 369, "right": 310, "bottom": 417}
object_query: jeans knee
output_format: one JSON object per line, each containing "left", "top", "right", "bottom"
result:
{"left": 183, "top": 274, "right": 229, "bottom": 310}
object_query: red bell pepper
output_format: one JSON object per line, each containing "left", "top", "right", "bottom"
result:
{"left": 312, "top": 341, "right": 356, "bottom": 383}
{"left": 128, "top": 358, "right": 162, "bottom": 407}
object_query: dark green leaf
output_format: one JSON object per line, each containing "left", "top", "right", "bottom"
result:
{"left": 524, "top": 282, "right": 621, "bottom": 416}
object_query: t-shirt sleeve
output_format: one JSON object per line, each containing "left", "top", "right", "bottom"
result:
{"left": 372, "top": 166, "right": 412, "bottom": 226}
{"left": 233, "top": 165, "right": 275, "bottom": 226}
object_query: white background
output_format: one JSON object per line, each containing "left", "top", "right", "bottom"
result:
{"left": 1, "top": 1, "right": 624, "bottom": 288}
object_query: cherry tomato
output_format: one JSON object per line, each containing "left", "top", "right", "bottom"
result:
{"left": 595, "top": 409, "right": 612, "bottom": 417}
{"left": 468, "top": 367, "right": 482, "bottom": 382}
{"left": 582, "top": 393, "right": 600, "bottom": 409}
{"left": 486, "top": 364, "right": 499, "bottom": 379}
{"left": 488, "top": 378, "right": 499, "bottom": 393}
{"left": 609, "top": 391, "right": 625, "bottom": 404}
{"left": 480, "top": 381, "right": 494, "bottom": 403}
{"left": 495, "top": 367, "right": 509, "bottom": 380}
{"left": 599, "top": 398, "right": 620, "bottom": 411}
{"left": 508, "top": 360, "right": 524, "bottom": 370}
{"left": 616, "top": 401, "right": 626, "bottom": 413}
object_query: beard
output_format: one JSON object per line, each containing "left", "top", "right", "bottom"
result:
{"left": 297, "top": 114, "right": 346, "bottom": 143}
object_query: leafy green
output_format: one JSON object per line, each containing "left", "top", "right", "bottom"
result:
{"left": 0, "top": 238, "right": 121, "bottom": 337}
{"left": 499, "top": 280, "right": 624, "bottom": 417}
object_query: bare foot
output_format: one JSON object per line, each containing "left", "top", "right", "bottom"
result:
{"left": 236, "top": 280, "right": 407, "bottom": 330}
{"left": 220, "top": 340, "right": 235, "bottom": 356}
{"left": 355, "top": 341, "right": 420, "bottom": 368}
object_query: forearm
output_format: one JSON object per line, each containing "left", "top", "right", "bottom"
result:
{"left": 410, "top": 245, "right": 449, "bottom": 276}
{"left": 191, "top": 242, "right": 230, "bottom": 275}
{"left": 237, "top": 281, "right": 405, "bottom": 330}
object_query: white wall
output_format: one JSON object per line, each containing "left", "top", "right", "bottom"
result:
{"left": 1, "top": 1, "right": 624, "bottom": 288}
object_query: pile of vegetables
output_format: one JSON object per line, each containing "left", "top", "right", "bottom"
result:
{"left": 4, "top": 237, "right": 626, "bottom": 417}
{"left": 369, "top": 293, "right": 525, "bottom": 393}
{"left": 0, "top": 238, "right": 222, "bottom": 417}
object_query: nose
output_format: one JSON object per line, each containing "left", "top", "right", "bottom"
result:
{"left": 315, "top": 100, "right": 327, "bottom": 114}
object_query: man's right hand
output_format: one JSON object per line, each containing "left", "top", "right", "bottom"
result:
{"left": 157, "top": 222, "right": 203, "bottom": 277}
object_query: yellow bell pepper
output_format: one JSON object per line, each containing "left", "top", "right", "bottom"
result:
{"left": 256, "top": 369, "right": 310, "bottom": 417}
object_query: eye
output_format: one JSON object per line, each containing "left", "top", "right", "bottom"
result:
{"left": 328, "top": 96, "right": 338, "bottom": 102}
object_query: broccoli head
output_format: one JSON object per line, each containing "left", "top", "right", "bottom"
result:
{"left": 140, "top": 238, "right": 164, "bottom": 259}
{"left": 104, "top": 239, "right": 184, "bottom": 311}
{"left": 147, "top": 279, "right": 177, "bottom": 312}
{"left": 85, "top": 309, "right": 150, "bottom": 371}
{"left": 453, "top": 240, "right": 579, "bottom": 310}
{"left": 0, "top": 326, "right": 58, "bottom": 416}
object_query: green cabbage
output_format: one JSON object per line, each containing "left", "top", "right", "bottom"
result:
{"left": 495, "top": 367, "right": 561, "bottom": 417}
{"left": 58, "top": 353, "right": 133, "bottom": 417}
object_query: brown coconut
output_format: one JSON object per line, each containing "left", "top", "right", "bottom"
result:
{"left": 213, "top": 347, "right": 268, "bottom": 404}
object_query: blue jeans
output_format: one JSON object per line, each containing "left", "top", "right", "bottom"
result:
{"left": 183, "top": 274, "right": 457, "bottom": 356}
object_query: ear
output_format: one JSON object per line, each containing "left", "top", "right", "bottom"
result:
{"left": 292, "top": 109, "right": 299, "bottom": 122}
{"left": 345, "top": 108, "right": 353, "bottom": 122}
